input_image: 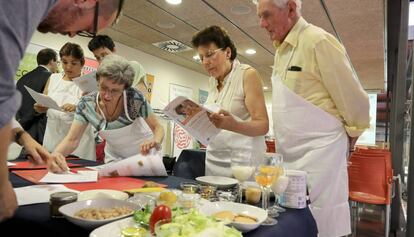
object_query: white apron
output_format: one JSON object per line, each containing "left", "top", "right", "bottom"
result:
{"left": 43, "top": 74, "right": 96, "bottom": 160}
{"left": 272, "top": 68, "right": 350, "bottom": 235}
{"left": 96, "top": 91, "right": 154, "bottom": 163}
{"left": 205, "top": 60, "right": 266, "bottom": 177}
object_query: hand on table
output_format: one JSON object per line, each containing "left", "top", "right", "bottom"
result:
{"left": 19, "top": 132, "right": 51, "bottom": 165}
{"left": 47, "top": 152, "right": 69, "bottom": 173}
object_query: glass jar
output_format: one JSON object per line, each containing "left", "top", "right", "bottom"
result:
{"left": 49, "top": 191, "right": 78, "bottom": 218}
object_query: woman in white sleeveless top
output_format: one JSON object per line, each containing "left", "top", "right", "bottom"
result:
{"left": 191, "top": 26, "right": 269, "bottom": 177}
{"left": 34, "top": 43, "right": 95, "bottom": 160}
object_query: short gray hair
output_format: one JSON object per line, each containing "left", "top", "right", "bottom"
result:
{"left": 274, "top": 0, "right": 301, "bottom": 15}
{"left": 96, "top": 54, "right": 135, "bottom": 88}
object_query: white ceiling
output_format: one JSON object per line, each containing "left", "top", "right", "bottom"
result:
{"left": 102, "top": 0, "right": 385, "bottom": 91}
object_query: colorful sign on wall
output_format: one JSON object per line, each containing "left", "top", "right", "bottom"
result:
{"left": 169, "top": 84, "right": 194, "bottom": 158}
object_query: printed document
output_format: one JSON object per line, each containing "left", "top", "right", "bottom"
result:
{"left": 40, "top": 170, "right": 98, "bottom": 183}
{"left": 90, "top": 149, "right": 167, "bottom": 177}
{"left": 73, "top": 72, "right": 98, "bottom": 93}
{"left": 163, "top": 96, "right": 221, "bottom": 145}
{"left": 25, "top": 85, "right": 61, "bottom": 111}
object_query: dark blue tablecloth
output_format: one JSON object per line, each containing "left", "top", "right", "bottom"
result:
{"left": 1, "top": 158, "right": 317, "bottom": 237}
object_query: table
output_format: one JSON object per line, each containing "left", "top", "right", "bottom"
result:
{"left": 1, "top": 158, "right": 318, "bottom": 237}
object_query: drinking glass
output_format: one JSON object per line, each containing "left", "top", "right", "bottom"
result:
{"left": 255, "top": 154, "right": 281, "bottom": 225}
{"left": 231, "top": 152, "right": 255, "bottom": 203}
{"left": 266, "top": 154, "right": 286, "bottom": 216}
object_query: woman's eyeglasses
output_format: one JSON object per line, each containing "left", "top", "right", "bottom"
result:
{"left": 99, "top": 85, "right": 123, "bottom": 96}
{"left": 199, "top": 48, "right": 223, "bottom": 62}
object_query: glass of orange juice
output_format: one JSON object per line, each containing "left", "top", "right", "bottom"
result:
{"left": 255, "top": 154, "right": 282, "bottom": 225}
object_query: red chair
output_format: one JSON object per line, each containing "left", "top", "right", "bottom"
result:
{"left": 348, "top": 150, "right": 393, "bottom": 237}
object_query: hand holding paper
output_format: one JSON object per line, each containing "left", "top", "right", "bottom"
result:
{"left": 208, "top": 109, "right": 239, "bottom": 130}
{"left": 25, "top": 85, "right": 61, "bottom": 111}
{"left": 163, "top": 96, "right": 221, "bottom": 145}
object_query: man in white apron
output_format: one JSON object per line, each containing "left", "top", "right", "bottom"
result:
{"left": 257, "top": 1, "right": 370, "bottom": 236}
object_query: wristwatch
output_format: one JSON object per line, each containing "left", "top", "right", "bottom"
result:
{"left": 14, "top": 130, "right": 26, "bottom": 145}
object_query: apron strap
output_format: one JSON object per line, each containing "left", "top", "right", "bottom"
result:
{"left": 122, "top": 90, "right": 134, "bottom": 122}
{"left": 215, "top": 59, "right": 239, "bottom": 105}
{"left": 96, "top": 90, "right": 134, "bottom": 131}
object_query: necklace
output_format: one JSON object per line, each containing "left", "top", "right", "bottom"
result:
{"left": 101, "top": 95, "right": 122, "bottom": 122}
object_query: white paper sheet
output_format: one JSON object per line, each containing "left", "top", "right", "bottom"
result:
{"left": 163, "top": 96, "right": 221, "bottom": 145}
{"left": 40, "top": 170, "right": 98, "bottom": 183}
{"left": 72, "top": 72, "right": 98, "bottom": 93}
{"left": 7, "top": 162, "right": 16, "bottom": 167}
{"left": 24, "top": 85, "right": 61, "bottom": 111}
{"left": 90, "top": 149, "right": 167, "bottom": 177}
{"left": 14, "top": 184, "right": 79, "bottom": 206}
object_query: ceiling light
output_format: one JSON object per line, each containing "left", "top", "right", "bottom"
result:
{"left": 263, "top": 86, "right": 269, "bottom": 90}
{"left": 231, "top": 4, "right": 251, "bottom": 15}
{"left": 156, "top": 21, "right": 176, "bottom": 29}
{"left": 245, "top": 49, "right": 256, "bottom": 55}
{"left": 166, "top": 0, "right": 182, "bottom": 5}
{"left": 193, "top": 55, "right": 201, "bottom": 63}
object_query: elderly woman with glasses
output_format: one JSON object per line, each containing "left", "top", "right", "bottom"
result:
{"left": 191, "top": 26, "right": 269, "bottom": 177}
{"left": 34, "top": 42, "right": 96, "bottom": 161}
{"left": 47, "top": 54, "right": 164, "bottom": 173}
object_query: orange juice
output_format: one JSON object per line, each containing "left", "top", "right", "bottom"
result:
{"left": 255, "top": 166, "right": 283, "bottom": 187}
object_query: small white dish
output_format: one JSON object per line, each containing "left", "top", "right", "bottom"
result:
{"left": 77, "top": 189, "right": 129, "bottom": 201}
{"left": 196, "top": 176, "right": 238, "bottom": 189}
{"left": 59, "top": 199, "right": 139, "bottom": 230}
{"left": 199, "top": 201, "right": 267, "bottom": 232}
{"left": 90, "top": 217, "right": 136, "bottom": 237}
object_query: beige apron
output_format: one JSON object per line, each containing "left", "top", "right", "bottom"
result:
{"left": 96, "top": 91, "right": 154, "bottom": 163}
{"left": 272, "top": 32, "right": 350, "bottom": 236}
{"left": 205, "top": 60, "right": 266, "bottom": 177}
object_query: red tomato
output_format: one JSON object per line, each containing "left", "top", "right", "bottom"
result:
{"left": 149, "top": 204, "right": 172, "bottom": 233}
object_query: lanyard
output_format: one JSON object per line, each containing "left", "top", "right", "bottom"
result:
{"left": 96, "top": 90, "right": 132, "bottom": 131}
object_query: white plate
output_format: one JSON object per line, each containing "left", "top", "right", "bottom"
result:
{"left": 77, "top": 189, "right": 129, "bottom": 201}
{"left": 90, "top": 199, "right": 213, "bottom": 237}
{"left": 199, "top": 201, "right": 267, "bottom": 233}
{"left": 196, "top": 176, "right": 238, "bottom": 188}
{"left": 90, "top": 217, "right": 137, "bottom": 237}
{"left": 59, "top": 199, "right": 139, "bottom": 230}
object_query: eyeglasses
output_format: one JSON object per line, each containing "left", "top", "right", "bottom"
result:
{"left": 76, "top": 1, "right": 100, "bottom": 38}
{"left": 199, "top": 48, "right": 223, "bottom": 62}
{"left": 99, "top": 85, "right": 123, "bottom": 97}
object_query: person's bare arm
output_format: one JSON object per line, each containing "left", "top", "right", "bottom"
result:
{"left": 141, "top": 113, "right": 164, "bottom": 154}
{"left": 0, "top": 122, "right": 17, "bottom": 222}
{"left": 48, "top": 122, "right": 88, "bottom": 173}
{"left": 209, "top": 68, "right": 269, "bottom": 136}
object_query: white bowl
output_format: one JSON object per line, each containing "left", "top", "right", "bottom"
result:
{"left": 199, "top": 201, "right": 267, "bottom": 232}
{"left": 77, "top": 189, "right": 129, "bottom": 201}
{"left": 59, "top": 199, "right": 140, "bottom": 230}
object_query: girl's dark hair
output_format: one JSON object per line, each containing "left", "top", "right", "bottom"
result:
{"left": 191, "top": 25, "right": 237, "bottom": 61}
{"left": 59, "top": 42, "right": 85, "bottom": 66}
